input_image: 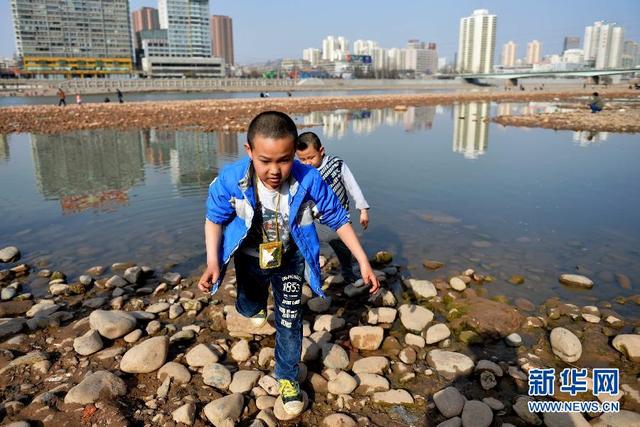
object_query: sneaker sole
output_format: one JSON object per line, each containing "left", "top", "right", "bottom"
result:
{"left": 250, "top": 317, "right": 267, "bottom": 328}
{"left": 283, "top": 400, "right": 304, "bottom": 415}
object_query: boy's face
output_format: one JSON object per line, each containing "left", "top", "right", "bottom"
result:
{"left": 245, "top": 134, "right": 295, "bottom": 190}
{"left": 296, "top": 145, "right": 324, "bottom": 169}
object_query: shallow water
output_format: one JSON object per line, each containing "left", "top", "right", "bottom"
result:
{"left": 1, "top": 102, "right": 638, "bottom": 316}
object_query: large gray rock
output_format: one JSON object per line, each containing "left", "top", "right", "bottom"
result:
{"left": 73, "top": 329, "right": 104, "bottom": 356}
{"left": 204, "top": 393, "right": 244, "bottom": 426}
{"left": 202, "top": 363, "right": 232, "bottom": 389}
{"left": 398, "top": 304, "right": 433, "bottom": 332}
{"left": 612, "top": 334, "right": 640, "bottom": 362}
{"left": 550, "top": 327, "right": 582, "bottom": 363}
{"left": 89, "top": 310, "right": 137, "bottom": 339}
{"left": 119, "top": 336, "right": 169, "bottom": 373}
{"left": 64, "top": 371, "right": 126, "bottom": 404}
{"left": 461, "top": 400, "right": 492, "bottom": 427}
{"left": 427, "top": 350, "right": 474, "bottom": 380}
{"left": 0, "top": 246, "right": 20, "bottom": 263}
{"left": 433, "top": 386, "right": 465, "bottom": 418}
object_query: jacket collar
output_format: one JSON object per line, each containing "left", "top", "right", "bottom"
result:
{"left": 237, "top": 156, "right": 302, "bottom": 199}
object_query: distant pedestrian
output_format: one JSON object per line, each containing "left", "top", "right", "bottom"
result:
{"left": 588, "top": 92, "right": 603, "bottom": 113}
{"left": 104, "top": 97, "right": 111, "bottom": 103}
{"left": 117, "top": 89, "right": 124, "bottom": 103}
{"left": 57, "top": 88, "right": 66, "bottom": 107}
{"left": 287, "top": 91, "right": 292, "bottom": 97}
{"left": 75, "top": 94, "right": 82, "bottom": 105}
{"left": 260, "top": 92, "right": 265, "bottom": 98}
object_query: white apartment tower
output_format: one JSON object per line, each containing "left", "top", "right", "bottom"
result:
{"left": 158, "top": 0, "right": 212, "bottom": 57}
{"left": 501, "top": 41, "right": 516, "bottom": 67}
{"left": 322, "top": 36, "right": 349, "bottom": 61}
{"left": 584, "top": 21, "right": 624, "bottom": 68}
{"left": 302, "top": 48, "right": 321, "bottom": 66}
{"left": 526, "top": 40, "right": 542, "bottom": 65}
{"left": 457, "top": 9, "right": 497, "bottom": 73}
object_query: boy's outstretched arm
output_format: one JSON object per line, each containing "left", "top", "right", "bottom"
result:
{"left": 198, "top": 220, "right": 222, "bottom": 292}
{"left": 336, "top": 223, "right": 380, "bottom": 294}
{"left": 341, "top": 163, "right": 370, "bottom": 230}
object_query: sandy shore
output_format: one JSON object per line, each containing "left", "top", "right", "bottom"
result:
{"left": 0, "top": 88, "right": 638, "bottom": 135}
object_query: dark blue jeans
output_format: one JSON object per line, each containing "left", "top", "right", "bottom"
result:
{"left": 590, "top": 103, "right": 602, "bottom": 113}
{"left": 234, "top": 250, "right": 304, "bottom": 381}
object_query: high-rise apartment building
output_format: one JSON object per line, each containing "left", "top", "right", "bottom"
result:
{"left": 158, "top": 0, "right": 212, "bottom": 57}
{"left": 133, "top": 7, "right": 160, "bottom": 33}
{"left": 526, "top": 40, "right": 542, "bottom": 65}
{"left": 10, "top": 0, "right": 133, "bottom": 77}
{"left": 322, "top": 36, "right": 349, "bottom": 62}
{"left": 501, "top": 41, "right": 516, "bottom": 67}
{"left": 457, "top": 9, "right": 497, "bottom": 73}
{"left": 211, "top": 15, "right": 234, "bottom": 65}
{"left": 303, "top": 48, "right": 321, "bottom": 67}
{"left": 584, "top": 21, "right": 624, "bottom": 68}
{"left": 563, "top": 36, "right": 580, "bottom": 53}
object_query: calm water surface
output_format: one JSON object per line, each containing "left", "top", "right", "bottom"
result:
{"left": 1, "top": 102, "right": 638, "bottom": 316}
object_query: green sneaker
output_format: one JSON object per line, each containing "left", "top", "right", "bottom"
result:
{"left": 249, "top": 309, "right": 267, "bottom": 328}
{"left": 278, "top": 379, "right": 304, "bottom": 415}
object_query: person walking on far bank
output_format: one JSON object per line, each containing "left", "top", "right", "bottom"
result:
{"left": 57, "top": 88, "right": 66, "bottom": 107}
{"left": 117, "top": 89, "right": 124, "bottom": 103}
{"left": 75, "top": 94, "right": 82, "bottom": 105}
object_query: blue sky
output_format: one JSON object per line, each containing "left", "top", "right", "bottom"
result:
{"left": 1, "top": 0, "right": 639, "bottom": 64}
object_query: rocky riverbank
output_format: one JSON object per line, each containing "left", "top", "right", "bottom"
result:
{"left": 0, "top": 88, "right": 638, "bottom": 135}
{"left": 494, "top": 109, "right": 640, "bottom": 133}
{"left": 1, "top": 245, "right": 639, "bottom": 426}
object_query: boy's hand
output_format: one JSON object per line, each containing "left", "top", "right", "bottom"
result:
{"left": 359, "top": 262, "right": 380, "bottom": 294}
{"left": 198, "top": 264, "right": 220, "bottom": 293}
{"left": 359, "top": 209, "right": 369, "bottom": 230}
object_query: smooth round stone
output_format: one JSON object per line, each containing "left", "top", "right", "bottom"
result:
{"left": 433, "top": 386, "right": 465, "bottom": 417}
{"left": 449, "top": 277, "right": 467, "bottom": 291}
{"left": 372, "top": 389, "right": 414, "bottom": 405}
{"left": 321, "top": 343, "right": 349, "bottom": 369}
{"left": 612, "top": 334, "right": 640, "bottom": 362}
{"left": 0, "top": 246, "right": 20, "bottom": 263}
{"left": 352, "top": 356, "right": 389, "bottom": 374}
{"left": 550, "top": 327, "right": 582, "bottom": 363}
{"left": 398, "top": 304, "right": 434, "bottom": 332}
{"left": 427, "top": 350, "right": 475, "bottom": 380}
{"left": 349, "top": 326, "right": 384, "bottom": 350}
{"left": 145, "top": 302, "right": 170, "bottom": 314}
{"left": 461, "top": 400, "right": 493, "bottom": 427}
{"left": 405, "top": 333, "right": 426, "bottom": 348}
{"left": 258, "top": 375, "right": 280, "bottom": 396}
{"left": 399, "top": 347, "right": 417, "bottom": 364}
{"left": 124, "top": 329, "right": 143, "bottom": 343}
{"left": 185, "top": 343, "right": 219, "bottom": 367}
{"left": 89, "top": 310, "right": 137, "bottom": 339}
{"left": 314, "top": 314, "right": 346, "bottom": 332}
{"left": 73, "top": 329, "right": 104, "bottom": 356}
{"left": 475, "top": 360, "right": 504, "bottom": 377}
{"left": 404, "top": 278, "right": 437, "bottom": 299}
{"left": 157, "top": 361, "right": 191, "bottom": 384}
{"left": 367, "top": 307, "right": 397, "bottom": 324}
{"left": 425, "top": 324, "right": 451, "bottom": 344}
{"left": 559, "top": 274, "right": 594, "bottom": 289}
{"left": 513, "top": 396, "right": 542, "bottom": 425}
{"left": 256, "top": 395, "right": 276, "bottom": 410}
{"left": 172, "top": 402, "right": 196, "bottom": 425}
{"left": 482, "top": 397, "right": 504, "bottom": 411}
{"left": 308, "top": 296, "right": 331, "bottom": 313}
{"left": 64, "top": 370, "right": 127, "bottom": 404}
{"left": 169, "top": 303, "right": 184, "bottom": 319}
{"left": 505, "top": 333, "right": 522, "bottom": 347}
{"left": 204, "top": 393, "right": 244, "bottom": 426}
{"left": 354, "top": 373, "right": 389, "bottom": 394}
{"left": 231, "top": 339, "right": 251, "bottom": 362}
{"left": 169, "top": 329, "right": 195, "bottom": 343}
{"left": 322, "top": 413, "right": 357, "bottom": 427}
{"left": 202, "top": 363, "right": 232, "bottom": 389}
{"left": 146, "top": 320, "right": 162, "bottom": 335}
{"left": 229, "top": 370, "right": 262, "bottom": 394}
{"left": 327, "top": 371, "right": 358, "bottom": 395}
{"left": 119, "top": 336, "right": 169, "bottom": 373}
{"left": 480, "top": 371, "right": 497, "bottom": 390}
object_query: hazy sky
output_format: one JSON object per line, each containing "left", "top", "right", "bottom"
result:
{"left": 1, "top": 0, "right": 639, "bottom": 64}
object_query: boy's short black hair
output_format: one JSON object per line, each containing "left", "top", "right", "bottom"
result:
{"left": 247, "top": 111, "right": 298, "bottom": 148}
{"left": 296, "top": 131, "right": 323, "bottom": 151}
{"left": 593, "top": 92, "right": 599, "bottom": 96}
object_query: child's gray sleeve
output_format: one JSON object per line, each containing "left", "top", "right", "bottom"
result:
{"left": 341, "top": 163, "right": 370, "bottom": 210}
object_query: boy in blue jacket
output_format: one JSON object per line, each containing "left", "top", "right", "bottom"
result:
{"left": 198, "top": 111, "right": 380, "bottom": 416}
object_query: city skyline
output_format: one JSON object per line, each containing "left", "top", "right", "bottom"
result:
{"left": 1, "top": 0, "right": 638, "bottom": 64}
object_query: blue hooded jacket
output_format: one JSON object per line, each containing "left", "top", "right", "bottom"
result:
{"left": 205, "top": 156, "right": 350, "bottom": 297}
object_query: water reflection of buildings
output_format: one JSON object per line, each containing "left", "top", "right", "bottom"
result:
{"left": 496, "top": 102, "right": 557, "bottom": 117}
{"left": 453, "top": 102, "right": 489, "bottom": 159}
{"left": 0, "top": 134, "right": 8, "bottom": 161}
{"left": 31, "top": 131, "right": 144, "bottom": 213}
{"left": 573, "top": 131, "right": 609, "bottom": 146}
{"left": 301, "top": 106, "right": 437, "bottom": 139}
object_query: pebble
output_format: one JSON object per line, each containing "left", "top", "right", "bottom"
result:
{"left": 372, "top": 389, "right": 414, "bottom": 405}
{"left": 185, "top": 343, "right": 219, "bottom": 367}
{"left": 558, "top": 274, "right": 594, "bottom": 289}
{"left": 398, "top": 304, "right": 434, "bottom": 332}
{"left": 202, "top": 363, "right": 232, "bottom": 389}
{"left": 425, "top": 323, "right": 451, "bottom": 344}
{"left": 433, "top": 386, "right": 465, "bottom": 417}
{"left": 308, "top": 296, "right": 331, "bottom": 313}
{"left": 163, "top": 272, "right": 182, "bottom": 286}
{"left": 119, "top": 336, "right": 169, "bottom": 373}
{"left": 64, "top": 370, "right": 127, "bottom": 404}
{"left": 461, "top": 400, "right": 493, "bottom": 427}
{"left": 314, "top": 314, "right": 346, "bottom": 332}
{"left": 367, "top": 307, "right": 397, "bottom": 324}
{"left": 0, "top": 246, "right": 20, "bottom": 262}
{"left": 231, "top": 339, "right": 252, "bottom": 361}
{"left": 172, "top": 402, "right": 196, "bottom": 425}
{"left": 475, "top": 360, "right": 503, "bottom": 377}
{"left": 611, "top": 334, "right": 640, "bottom": 362}
{"left": 89, "top": 309, "right": 137, "bottom": 339}
{"left": 169, "top": 303, "right": 184, "bottom": 319}
{"left": 124, "top": 329, "right": 143, "bottom": 343}
{"left": 404, "top": 278, "right": 437, "bottom": 299}
{"left": 349, "top": 326, "right": 384, "bottom": 350}
{"left": 157, "top": 361, "right": 191, "bottom": 384}
{"left": 512, "top": 396, "right": 542, "bottom": 425}
{"left": 505, "top": 333, "right": 522, "bottom": 347}
{"left": 482, "top": 397, "right": 504, "bottom": 411}
{"left": 399, "top": 347, "right": 417, "bottom": 364}
{"left": 73, "top": 329, "right": 104, "bottom": 356}
{"left": 550, "top": 327, "right": 582, "bottom": 363}
{"left": 146, "top": 302, "right": 170, "bottom": 314}
{"left": 405, "top": 333, "right": 425, "bottom": 348}
{"left": 354, "top": 373, "right": 389, "bottom": 394}
{"left": 204, "top": 393, "right": 244, "bottom": 426}
{"left": 327, "top": 371, "right": 358, "bottom": 395}
{"left": 146, "top": 320, "right": 162, "bottom": 335}
{"left": 352, "top": 356, "right": 389, "bottom": 374}
{"left": 480, "top": 371, "right": 497, "bottom": 390}
{"left": 229, "top": 370, "right": 262, "bottom": 393}
{"left": 169, "top": 329, "right": 195, "bottom": 342}
{"left": 105, "top": 275, "right": 128, "bottom": 288}
{"left": 258, "top": 374, "right": 280, "bottom": 396}
{"left": 449, "top": 277, "right": 467, "bottom": 291}
{"left": 322, "top": 343, "right": 349, "bottom": 369}
{"left": 427, "top": 350, "right": 475, "bottom": 380}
